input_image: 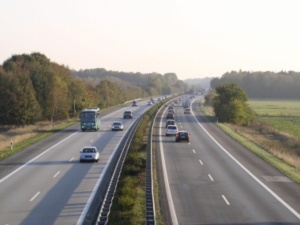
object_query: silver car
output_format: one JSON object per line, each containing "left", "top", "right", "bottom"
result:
{"left": 166, "top": 125, "right": 178, "bottom": 136}
{"left": 111, "top": 121, "right": 124, "bottom": 131}
{"left": 80, "top": 146, "right": 100, "bottom": 162}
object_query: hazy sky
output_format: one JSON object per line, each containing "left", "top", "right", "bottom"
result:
{"left": 1, "top": 0, "right": 300, "bottom": 79}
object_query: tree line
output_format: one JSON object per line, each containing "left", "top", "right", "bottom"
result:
{"left": 210, "top": 70, "right": 300, "bottom": 99}
{"left": 0, "top": 53, "right": 187, "bottom": 126}
{"left": 73, "top": 68, "right": 186, "bottom": 96}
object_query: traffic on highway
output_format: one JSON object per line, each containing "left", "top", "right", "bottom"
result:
{"left": 0, "top": 95, "right": 300, "bottom": 225}
{"left": 0, "top": 99, "right": 154, "bottom": 225}
{"left": 157, "top": 96, "right": 300, "bottom": 224}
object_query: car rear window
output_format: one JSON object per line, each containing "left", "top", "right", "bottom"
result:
{"left": 82, "top": 148, "right": 96, "bottom": 153}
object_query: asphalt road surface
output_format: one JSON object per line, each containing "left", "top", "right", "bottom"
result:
{"left": 0, "top": 101, "right": 152, "bottom": 225}
{"left": 159, "top": 97, "right": 300, "bottom": 225}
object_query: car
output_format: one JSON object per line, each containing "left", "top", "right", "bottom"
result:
{"left": 166, "top": 125, "right": 178, "bottom": 136}
{"left": 168, "top": 105, "right": 175, "bottom": 110}
{"left": 80, "top": 146, "right": 100, "bottom": 162}
{"left": 111, "top": 121, "right": 124, "bottom": 131}
{"left": 165, "top": 119, "right": 175, "bottom": 128}
{"left": 184, "top": 108, "right": 191, "bottom": 114}
{"left": 147, "top": 101, "right": 153, "bottom": 105}
{"left": 175, "top": 131, "right": 190, "bottom": 142}
{"left": 132, "top": 100, "right": 138, "bottom": 107}
{"left": 123, "top": 110, "right": 133, "bottom": 119}
{"left": 168, "top": 109, "right": 175, "bottom": 115}
{"left": 166, "top": 112, "right": 175, "bottom": 120}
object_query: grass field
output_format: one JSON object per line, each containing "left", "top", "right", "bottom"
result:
{"left": 248, "top": 99, "right": 300, "bottom": 116}
{"left": 248, "top": 99, "right": 300, "bottom": 137}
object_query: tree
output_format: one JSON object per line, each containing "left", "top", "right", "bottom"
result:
{"left": 0, "top": 70, "right": 41, "bottom": 125}
{"left": 213, "top": 83, "right": 255, "bottom": 125}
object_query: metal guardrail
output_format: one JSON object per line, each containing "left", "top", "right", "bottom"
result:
{"left": 83, "top": 99, "right": 175, "bottom": 225}
{"left": 146, "top": 110, "right": 156, "bottom": 225}
{"left": 96, "top": 116, "right": 143, "bottom": 225}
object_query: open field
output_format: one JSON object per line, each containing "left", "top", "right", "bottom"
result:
{"left": 248, "top": 99, "right": 300, "bottom": 116}
{"left": 248, "top": 99, "right": 300, "bottom": 137}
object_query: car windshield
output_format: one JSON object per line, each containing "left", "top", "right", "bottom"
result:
{"left": 113, "top": 122, "right": 121, "bottom": 125}
{"left": 168, "top": 126, "right": 177, "bottom": 130}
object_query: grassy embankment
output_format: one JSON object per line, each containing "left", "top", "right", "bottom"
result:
{"left": 200, "top": 99, "right": 300, "bottom": 183}
{"left": 108, "top": 101, "right": 165, "bottom": 225}
{"left": 0, "top": 120, "right": 78, "bottom": 160}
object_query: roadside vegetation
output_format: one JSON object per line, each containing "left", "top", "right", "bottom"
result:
{"left": 0, "top": 119, "right": 77, "bottom": 160}
{"left": 202, "top": 95, "right": 300, "bottom": 183}
{"left": 0, "top": 53, "right": 187, "bottom": 127}
{"left": 108, "top": 101, "right": 165, "bottom": 225}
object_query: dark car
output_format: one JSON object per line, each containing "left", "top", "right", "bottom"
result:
{"left": 175, "top": 131, "right": 190, "bottom": 142}
{"left": 166, "top": 112, "right": 175, "bottom": 120}
{"left": 132, "top": 100, "right": 138, "bottom": 107}
{"left": 123, "top": 110, "right": 133, "bottom": 119}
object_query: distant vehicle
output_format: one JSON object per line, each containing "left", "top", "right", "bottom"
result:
{"left": 168, "top": 105, "right": 175, "bottom": 110}
{"left": 168, "top": 109, "right": 175, "bottom": 115}
{"left": 147, "top": 101, "right": 153, "bottom": 105}
{"left": 166, "top": 125, "right": 178, "bottom": 136}
{"left": 80, "top": 108, "right": 100, "bottom": 131}
{"left": 165, "top": 119, "right": 175, "bottom": 128}
{"left": 184, "top": 108, "right": 191, "bottom": 114}
{"left": 123, "top": 110, "right": 133, "bottom": 119}
{"left": 111, "top": 121, "right": 124, "bottom": 131}
{"left": 132, "top": 100, "right": 138, "bottom": 107}
{"left": 166, "top": 112, "right": 175, "bottom": 120}
{"left": 175, "top": 131, "right": 190, "bottom": 142}
{"left": 79, "top": 146, "right": 100, "bottom": 162}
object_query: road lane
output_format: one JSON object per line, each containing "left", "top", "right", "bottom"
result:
{"left": 159, "top": 97, "right": 300, "bottom": 224}
{"left": 0, "top": 101, "right": 153, "bottom": 225}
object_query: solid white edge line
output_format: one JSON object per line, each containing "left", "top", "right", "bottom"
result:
{"left": 191, "top": 103, "right": 300, "bottom": 220}
{"left": 160, "top": 106, "right": 179, "bottom": 225}
{"left": 0, "top": 132, "right": 79, "bottom": 184}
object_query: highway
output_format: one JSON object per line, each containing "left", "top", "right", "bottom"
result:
{"left": 158, "top": 97, "right": 300, "bottom": 225}
{"left": 0, "top": 101, "right": 151, "bottom": 225}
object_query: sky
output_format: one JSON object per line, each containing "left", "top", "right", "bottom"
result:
{"left": 1, "top": 0, "right": 300, "bottom": 80}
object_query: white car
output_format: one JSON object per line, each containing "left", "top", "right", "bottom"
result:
{"left": 184, "top": 108, "right": 191, "bottom": 114}
{"left": 166, "top": 125, "right": 178, "bottom": 136}
{"left": 111, "top": 121, "right": 124, "bottom": 131}
{"left": 79, "top": 146, "right": 100, "bottom": 162}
